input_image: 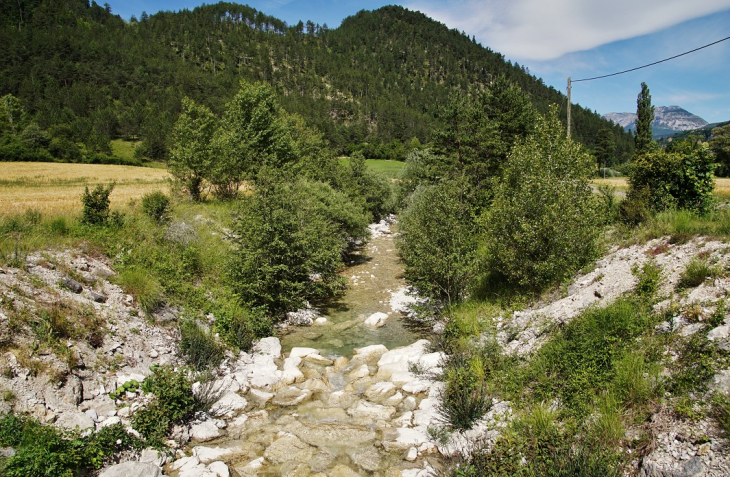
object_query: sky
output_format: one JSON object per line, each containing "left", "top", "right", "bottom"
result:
{"left": 111, "top": 0, "right": 730, "bottom": 123}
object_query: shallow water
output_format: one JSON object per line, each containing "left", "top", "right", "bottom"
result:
{"left": 279, "top": 231, "right": 426, "bottom": 357}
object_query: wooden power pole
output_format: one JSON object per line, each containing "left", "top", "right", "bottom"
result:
{"left": 567, "top": 77, "right": 572, "bottom": 138}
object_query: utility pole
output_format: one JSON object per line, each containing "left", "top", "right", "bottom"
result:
{"left": 566, "top": 77, "right": 572, "bottom": 138}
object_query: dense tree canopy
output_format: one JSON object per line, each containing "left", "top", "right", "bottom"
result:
{"left": 0, "top": 0, "right": 633, "bottom": 163}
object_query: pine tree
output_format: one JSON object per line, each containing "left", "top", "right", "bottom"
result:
{"left": 635, "top": 82, "right": 655, "bottom": 154}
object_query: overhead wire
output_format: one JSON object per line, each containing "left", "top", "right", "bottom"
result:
{"left": 572, "top": 35, "right": 730, "bottom": 82}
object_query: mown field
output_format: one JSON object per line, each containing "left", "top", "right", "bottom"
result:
{"left": 0, "top": 162, "right": 170, "bottom": 216}
{"left": 339, "top": 158, "right": 406, "bottom": 179}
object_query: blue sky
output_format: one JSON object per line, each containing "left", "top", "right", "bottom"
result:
{"left": 110, "top": 0, "right": 730, "bottom": 123}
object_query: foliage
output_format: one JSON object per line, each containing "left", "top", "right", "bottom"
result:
{"left": 709, "top": 123, "right": 730, "bottom": 176}
{"left": 398, "top": 179, "right": 480, "bottom": 303}
{"left": 713, "top": 393, "right": 730, "bottom": 435}
{"left": 115, "top": 267, "right": 164, "bottom": 314}
{"left": 210, "top": 82, "right": 294, "bottom": 196}
{"left": 483, "top": 107, "right": 601, "bottom": 290}
{"left": 80, "top": 183, "right": 114, "bottom": 225}
{"left": 634, "top": 82, "right": 656, "bottom": 155}
{"left": 628, "top": 139, "right": 715, "bottom": 214}
{"left": 632, "top": 260, "right": 662, "bottom": 298}
{"left": 0, "top": 3, "right": 631, "bottom": 164}
{"left": 438, "top": 346, "right": 497, "bottom": 430}
{"left": 178, "top": 320, "right": 225, "bottom": 371}
{"left": 677, "top": 257, "right": 722, "bottom": 289}
{"left": 0, "top": 413, "right": 142, "bottom": 477}
{"left": 229, "top": 179, "right": 368, "bottom": 316}
{"left": 168, "top": 97, "right": 217, "bottom": 200}
{"left": 141, "top": 191, "right": 171, "bottom": 222}
{"left": 211, "top": 298, "right": 272, "bottom": 352}
{"left": 133, "top": 365, "right": 199, "bottom": 446}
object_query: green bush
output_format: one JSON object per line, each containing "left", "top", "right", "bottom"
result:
{"left": 0, "top": 413, "right": 142, "bottom": 477}
{"left": 677, "top": 257, "right": 721, "bottom": 289}
{"left": 212, "top": 299, "right": 271, "bottom": 352}
{"left": 229, "top": 179, "right": 368, "bottom": 316}
{"left": 483, "top": 107, "right": 600, "bottom": 290}
{"left": 398, "top": 179, "right": 480, "bottom": 303}
{"left": 629, "top": 140, "right": 715, "bottom": 214}
{"left": 713, "top": 393, "right": 730, "bottom": 435}
{"left": 141, "top": 191, "right": 170, "bottom": 222}
{"left": 178, "top": 320, "right": 224, "bottom": 371}
{"left": 80, "top": 183, "right": 115, "bottom": 225}
{"left": 115, "top": 267, "right": 164, "bottom": 314}
{"left": 133, "top": 366, "right": 199, "bottom": 446}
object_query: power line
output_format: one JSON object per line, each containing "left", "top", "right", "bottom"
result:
{"left": 573, "top": 35, "right": 730, "bottom": 82}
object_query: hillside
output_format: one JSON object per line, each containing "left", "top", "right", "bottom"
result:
{"left": 0, "top": 1, "right": 633, "bottom": 161}
{"left": 604, "top": 106, "right": 708, "bottom": 139}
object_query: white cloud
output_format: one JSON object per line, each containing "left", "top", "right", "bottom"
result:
{"left": 406, "top": 0, "right": 730, "bottom": 60}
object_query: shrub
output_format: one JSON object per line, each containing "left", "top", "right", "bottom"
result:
{"left": 629, "top": 140, "right": 715, "bottom": 214}
{"left": 633, "top": 260, "right": 662, "bottom": 298}
{"left": 115, "top": 268, "right": 164, "bottom": 314}
{"left": 212, "top": 299, "right": 271, "bottom": 352}
{"left": 133, "top": 366, "right": 199, "bottom": 446}
{"left": 713, "top": 393, "right": 730, "bottom": 435}
{"left": 229, "top": 179, "right": 368, "bottom": 316}
{"left": 0, "top": 413, "right": 142, "bottom": 476}
{"left": 178, "top": 320, "right": 224, "bottom": 371}
{"left": 80, "top": 183, "right": 114, "bottom": 225}
{"left": 483, "top": 107, "right": 601, "bottom": 290}
{"left": 398, "top": 179, "right": 480, "bottom": 303}
{"left": 438, "top": 343, "right": 505, "bottom": 430}
{"left": 677, "top": 257, "right": 721, "bottom": 289}
{"left": 141, "top": 191, "right": 170, "bottom": 222}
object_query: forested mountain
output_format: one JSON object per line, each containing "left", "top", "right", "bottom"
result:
{"left": 0, "top": 0, "right": 633, "bottom": 162}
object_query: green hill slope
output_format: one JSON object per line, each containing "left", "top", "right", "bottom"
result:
{"left": 0, "top": 1, "right": 633, "bottom": 161}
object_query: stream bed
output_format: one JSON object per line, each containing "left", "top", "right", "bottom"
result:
{"left": 168, "top": 220, "right": 447, "bottom": 477}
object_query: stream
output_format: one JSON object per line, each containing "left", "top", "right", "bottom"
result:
{"left": 169, "top": 220, "right": 447, "bottom": 477}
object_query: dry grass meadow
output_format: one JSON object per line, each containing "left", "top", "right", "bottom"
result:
{"left": 0, "top": 162, "right": 170, "bottom": 217}
{"left": 592, "top": 177, "right": 730, "bottom": 199}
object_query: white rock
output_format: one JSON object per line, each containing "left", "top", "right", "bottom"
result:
{"left": 193, "top": 446, "right": 236, "bottom": 464}
{"left": 364, "top": 312, "right": 388, "bottom": 327}
{"left": 708, "top": 325, "right": 730, "bottom": 341}
{"left": 247, "top": 388, "right": 274, "bottom": 406}
{"left": 55, "top": 411, "right": 95, "bottom": 431}
{"left": 347, "top": 364, "right": 371, "bottom": 381}
{"left": 314, "top": 318, "right": 328, "bottom": 325}
{"left": 347, "top": 400, "right": 396, "bottom": 420}
{"left": 303, "top": 354, "right": 334, "bottom": 366}
{"left": 99, "top": 462, "right": 161, "bottom": 477}
{"left": 385, "top": 391, "right": 404, "bottom": 407}
{"left": 253, "top": 337, "right": 282, "bottom": 359}
{"left": 289, "top": 347, "right": 319, "bottom": 359}
{"left": 207, "top": 461, "right": 230, "bottom": 477}
{"left": 190, "top": 421, "right": 222, "bottom": 442}
{"left": 364, "top": 382, "right": 397, "bottom": 402}
{"left": 171, "top": 456, "right": 200, "bottom": 471}
{"left": 85, "top": 409, "right": 99, "bottom": 422}
{"left": 117, "top": 373, "right": 145, "bottom": 387}
{"left": 384, "top": 426, "right": 431, "bottom": 452}
{"left": 139, "top": 448, "right": 166, "bottom": 467}
{"left": 245, "top": 457, "right": 264, "bottom": 469}
{"left": 354, "top": 344, "right": 388, "bottom": 359}
{"left": 210, "top": 393, "right": 248, "bottom": 418}
{"left": 406, "top": 447, "right": 418, "bottom": 461}
{"left": 99, "top": 416, "right": 122, "bottom": 428}
{"left": 402, "top": 379, "right": 432, "bottom": 395}
{"left": 393, "top": 411, "right": 413, "bottom": 427}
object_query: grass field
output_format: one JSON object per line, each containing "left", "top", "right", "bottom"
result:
{"left": 593, "top": 177, "right": 730, "bottom": 199}
{"left": 0, "top": 162, "right": 170, "bottom": 216}
{"left": 339, "top": 158, "right": 406, "bottom": 178}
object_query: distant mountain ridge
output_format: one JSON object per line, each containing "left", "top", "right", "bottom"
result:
{"left": 604, "top": 106, "right": 708, "bottom": 138}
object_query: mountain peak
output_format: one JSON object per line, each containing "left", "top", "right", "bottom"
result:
{"left": 603, "top": 106, "right": 708, "bottom": 138}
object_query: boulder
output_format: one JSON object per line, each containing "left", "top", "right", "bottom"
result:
{"left": 210, "top": 393, "right": 248, "bottom": 418}
{"left": 99, "top": 462, "right": 161, "bottom": 477}
{"left": 193, "top": 446, "right": 236, "bottom": 464}
{"left": 347, "top": 400, "right": 396, "bottom": 420}
{"left": 364, "top": 312, "right": 388, "bottom": 327}
{"left": 207, "top": 461, "right": 230, "bottom": 477}
{"left": 190, "top": 421, "right": 222, "bottom": 442}
{"left": 272, "top": 386, "right": 312, "bottom": 407}
{"left": 55, "top": 411, "right": 94, "bottom": 431}
{"left": 289, "top": 347, "right": 319, "bottom": 359}
{"left": 364, "top": 382, "right": 397, "bottom": 403}
{"left": 61, "top": 277, "right": 83, "bottom": 293}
